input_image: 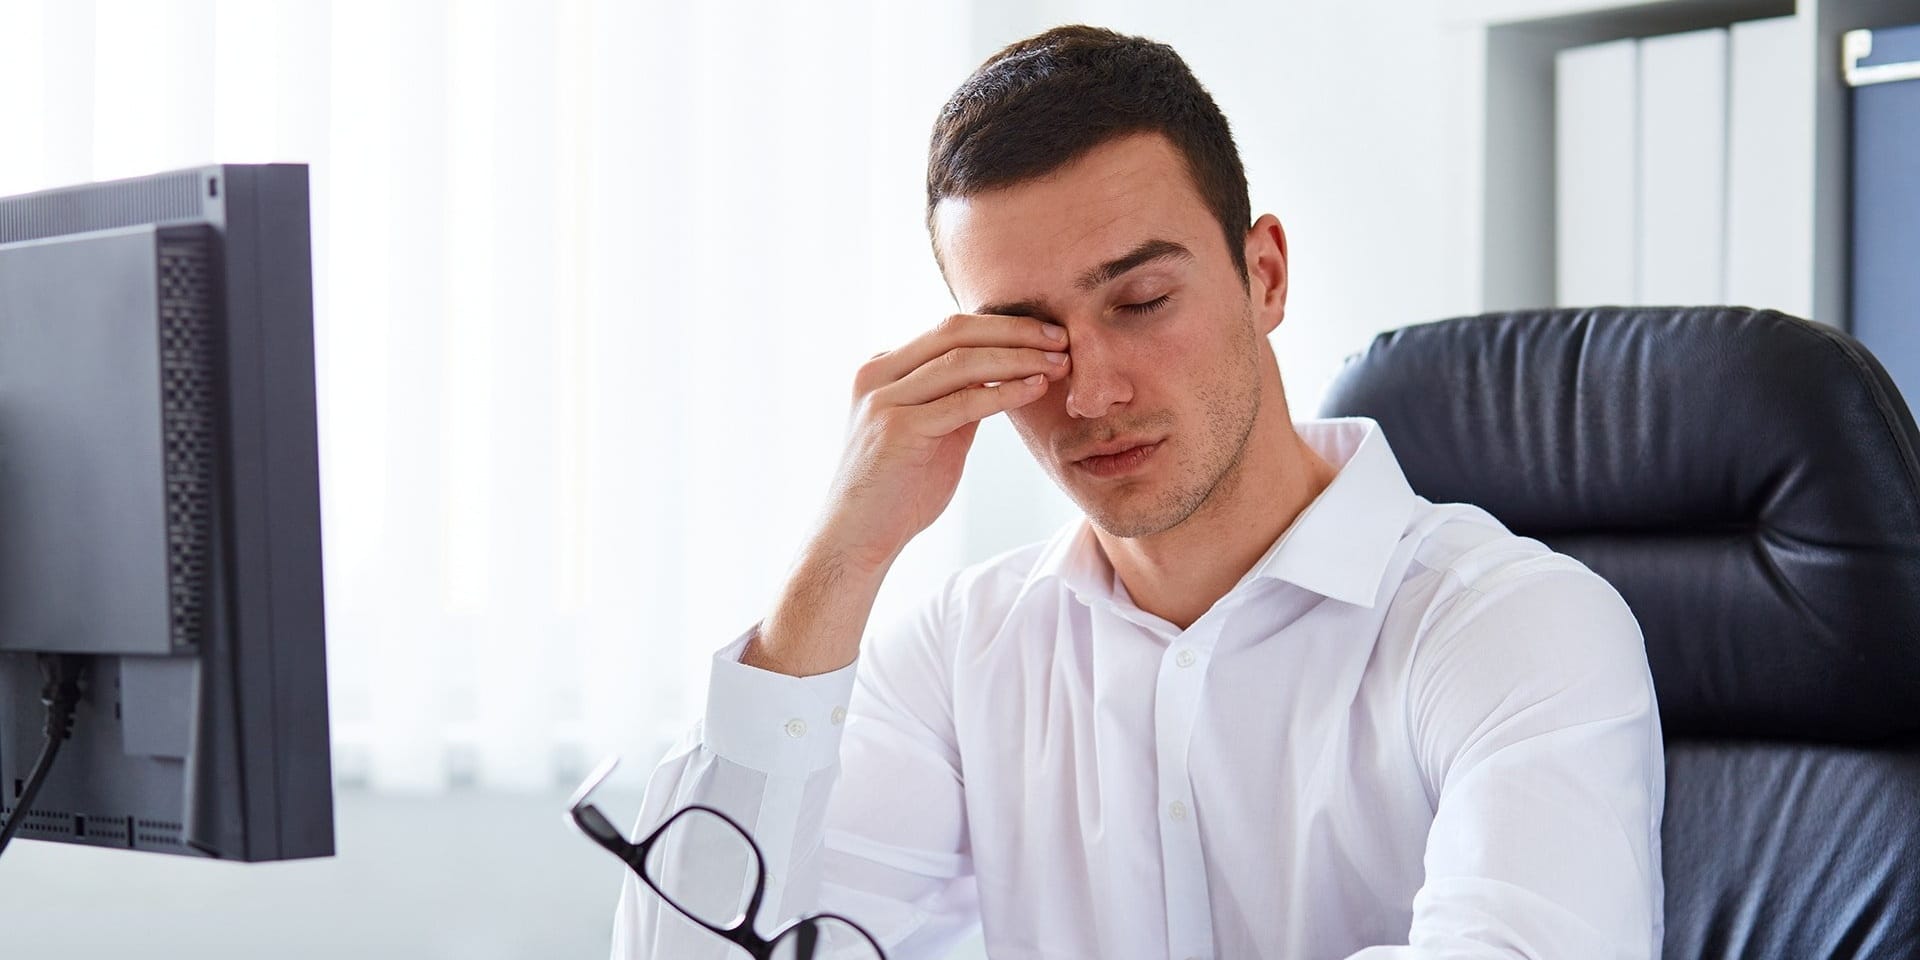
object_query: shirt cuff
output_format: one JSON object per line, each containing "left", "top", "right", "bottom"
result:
{"left": 703, "top": 622, "right": 859, "bottom": 779}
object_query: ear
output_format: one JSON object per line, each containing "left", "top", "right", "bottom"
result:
{"left": 1243, "top": 213, "right": 1288, "bottom": 337}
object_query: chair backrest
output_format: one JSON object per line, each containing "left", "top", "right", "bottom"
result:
{"left": 1319, "top": 306, "right": 1920, "bottom": 959}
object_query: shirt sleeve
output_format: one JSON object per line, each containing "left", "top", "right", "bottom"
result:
{"left": 609, "top": 578, "right": 979, "bottom": 959}
{"left": 1345, "top": 559, "right": 1667, "bottom": 960}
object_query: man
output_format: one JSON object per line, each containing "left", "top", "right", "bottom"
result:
{"left": 610, "top": 24, "right": 1663, "bottom": 960}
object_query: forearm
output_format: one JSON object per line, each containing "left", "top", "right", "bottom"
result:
{"left": 744, "top": 539, "right": 891, "bottom": 677}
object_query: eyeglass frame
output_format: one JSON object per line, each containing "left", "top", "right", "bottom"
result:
{"left": 567, "top": 756, "right": 890, "bottom": 960}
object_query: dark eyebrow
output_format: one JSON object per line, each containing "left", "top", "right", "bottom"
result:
{"left": 1074, "top": 238, "right": 1194, "bottom": 291}
{"left": 974, "top": 238, "right": 1195, "bottom": 318}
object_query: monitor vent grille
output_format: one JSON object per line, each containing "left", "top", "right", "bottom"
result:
{"left": 0, "top": 170, "right": 206, "bottom": 246}
{"left": 159, "top": 233, "right": 218, "bottom": 650}
{"left": 0, "top": 809, "right": 156, "bottom": 846}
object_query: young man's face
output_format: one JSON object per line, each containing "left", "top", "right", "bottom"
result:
{"left": 932, "top": 131, "right": 1281, "bottom": 539}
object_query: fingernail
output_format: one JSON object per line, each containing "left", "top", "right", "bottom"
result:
{"left": 1044, "top": 351, "right": 1067, "bottom": 365}
{"left": 1043, "top": 323, "right": 1067, "bottom": 342}
{"left": 1023, "top": 373, "right": 1045, "bottom": 385}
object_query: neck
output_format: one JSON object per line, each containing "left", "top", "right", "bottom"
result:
{"left": 1092, "top": 394, "right": 1337, "bottom": 631}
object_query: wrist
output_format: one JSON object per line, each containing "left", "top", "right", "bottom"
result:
{"left": 745, "top": 542, "right": 890, "bottom": 678}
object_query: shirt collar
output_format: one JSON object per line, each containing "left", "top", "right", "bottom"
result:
{"left": 1020, "top": 416, "right": 1420, "bottom": 610}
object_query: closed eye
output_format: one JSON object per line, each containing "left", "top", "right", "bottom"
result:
{"left": 1122, "top": 294, "right": 1174, "bottom": 315}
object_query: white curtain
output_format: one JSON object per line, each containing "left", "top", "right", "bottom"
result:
{"left": 0, "top": 0, "right": 1074, "bottom": 794}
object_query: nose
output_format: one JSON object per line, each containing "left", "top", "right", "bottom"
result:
{"left": 1063, "top": 333, "right": 1131, "bottom": 420}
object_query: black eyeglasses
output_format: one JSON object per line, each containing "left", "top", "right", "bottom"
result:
{"left": 568, "top": 756, "right": 889, "bottom": 960}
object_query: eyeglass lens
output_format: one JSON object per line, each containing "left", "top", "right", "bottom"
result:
{"left": 640, "top": 806, "right": 764, "bottom": 929}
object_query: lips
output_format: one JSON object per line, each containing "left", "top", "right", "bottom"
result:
{"left": 1072, "top": 437, "right": 1161, "bottom": 463}
{"left": 1071, "top": 439, "right": 1162, "bottom": 478}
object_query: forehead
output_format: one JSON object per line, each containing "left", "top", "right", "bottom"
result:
{"left": 933, "top": 132, "right": 1218, "bottom": 310}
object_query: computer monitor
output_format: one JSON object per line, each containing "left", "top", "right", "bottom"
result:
{"left": 0, "top": 164, "right": 333, "bottom": 861}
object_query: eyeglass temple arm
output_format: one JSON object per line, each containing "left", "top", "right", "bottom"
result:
{"left": 569, "top": 804, "right": 652, "bottom": 874}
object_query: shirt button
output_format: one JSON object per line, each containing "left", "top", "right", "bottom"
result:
{"left": 1168, "top": 800, "right": 1188, "bottom": 821}
{"left": 1175, "top": 648, "right": 1196, "bottom": 668}
{"left": 784, "top": 718, "right": 807, "bottom": 738}
{"left": 830, "top": 706, "right": 846, "bottom": 726}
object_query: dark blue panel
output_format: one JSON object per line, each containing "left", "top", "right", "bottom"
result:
{"left": 1859, "top": 20, "right": 1920, "bottom": 66}
{"left": 1852, "top": 22, "right": 1920, "bottom": 412}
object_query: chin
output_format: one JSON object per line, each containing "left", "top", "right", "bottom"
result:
{"left": 1085, "top": 513, "right": 1163, "bottom": 540}
{"left": 1075, "top": 486, "right": 1193, "bottom": 540}
{"left": 1084, "top": 507, "right": 1185, "bottom": 540}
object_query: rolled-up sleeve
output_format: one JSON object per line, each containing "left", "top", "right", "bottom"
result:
{"left": 1348, "top": 559, "right": 1666, "bottom": 960}
{"left": 610, "top": 576, "right": 979, "bottom": 959}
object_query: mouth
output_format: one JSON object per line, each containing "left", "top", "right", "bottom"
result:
{"left": 1071, "top": 439, "right": 1162, "bottom": 479}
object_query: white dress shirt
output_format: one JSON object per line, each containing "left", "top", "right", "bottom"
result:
{"left": 611, "top": 417, "right": 1665, "bottom": 960}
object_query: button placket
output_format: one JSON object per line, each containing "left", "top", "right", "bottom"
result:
{"left": 1153, "top": 623, "right": 1217, "bottom": 960}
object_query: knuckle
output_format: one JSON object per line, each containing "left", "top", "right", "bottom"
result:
{"left": 951, "top": 388, "right": 986, "bottom": 418}
{"left": 866, "top": 403, "right": 900, "bottom": 436}
{"left": 934, "top": 313, "right": 966, "bottom": 338}
{"left": 852, "top": 356, "right": 885, "bottom": 396}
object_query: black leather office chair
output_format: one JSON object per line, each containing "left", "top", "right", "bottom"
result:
{"left": 1319, "top": 306, "right": 1920, "bottom": 959}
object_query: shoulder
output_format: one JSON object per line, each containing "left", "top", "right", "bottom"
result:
{"left": 1406, "top": 501, "right": 1583, "bottom": 589}
{"left": 952, "top": 538, "right": 1053, "bottom": 607}
{"left": 1394, "top": 506, "right": 1659, "bottom": 795}
{"left": 916, "top": 520, "right": 1073, "bottom": 629}
{"left": 1401, "top": 501, "right": 1630, "bottom": 623}
{"left": 862, "top": 532, "right": 1057, "bottom": 669}
{"left": 850, "top": 531, "right": 1057, "bottom": 742}
{"left": 1397, "top": 500, "right": 1648, "bottom": 703}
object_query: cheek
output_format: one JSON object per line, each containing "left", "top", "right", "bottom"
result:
{"left": 1143, "top": 311, "right": 1254, "bottom": 410}
{"left": 1136, "top": 317, "right": 1211, "bottom": 380}
{"left": 1007, "top": 404, "right": 1048, "bottom": 445}
{"left": 1007, "top": 402, "right": 1071, "bottom": 465}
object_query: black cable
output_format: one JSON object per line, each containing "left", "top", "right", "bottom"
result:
{"left": 0, "top": 654, "right": 86, "bottom": 856}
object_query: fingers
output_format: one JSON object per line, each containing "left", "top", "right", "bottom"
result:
{"left": 909, "top": 375, "right": 1051, "bottom": 437}
{"left": 850, "top": 313, "right": 1068, "bottom": 444}
{"left": 858, "top": 313, "right": 1067, "bottom": 391}
{"left": 876, "top": 344, "right": 1069, "bottom": 407}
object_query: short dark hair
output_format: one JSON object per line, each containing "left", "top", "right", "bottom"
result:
{"left": 925, "top": 25, "right": 1252, "bottom": 284}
